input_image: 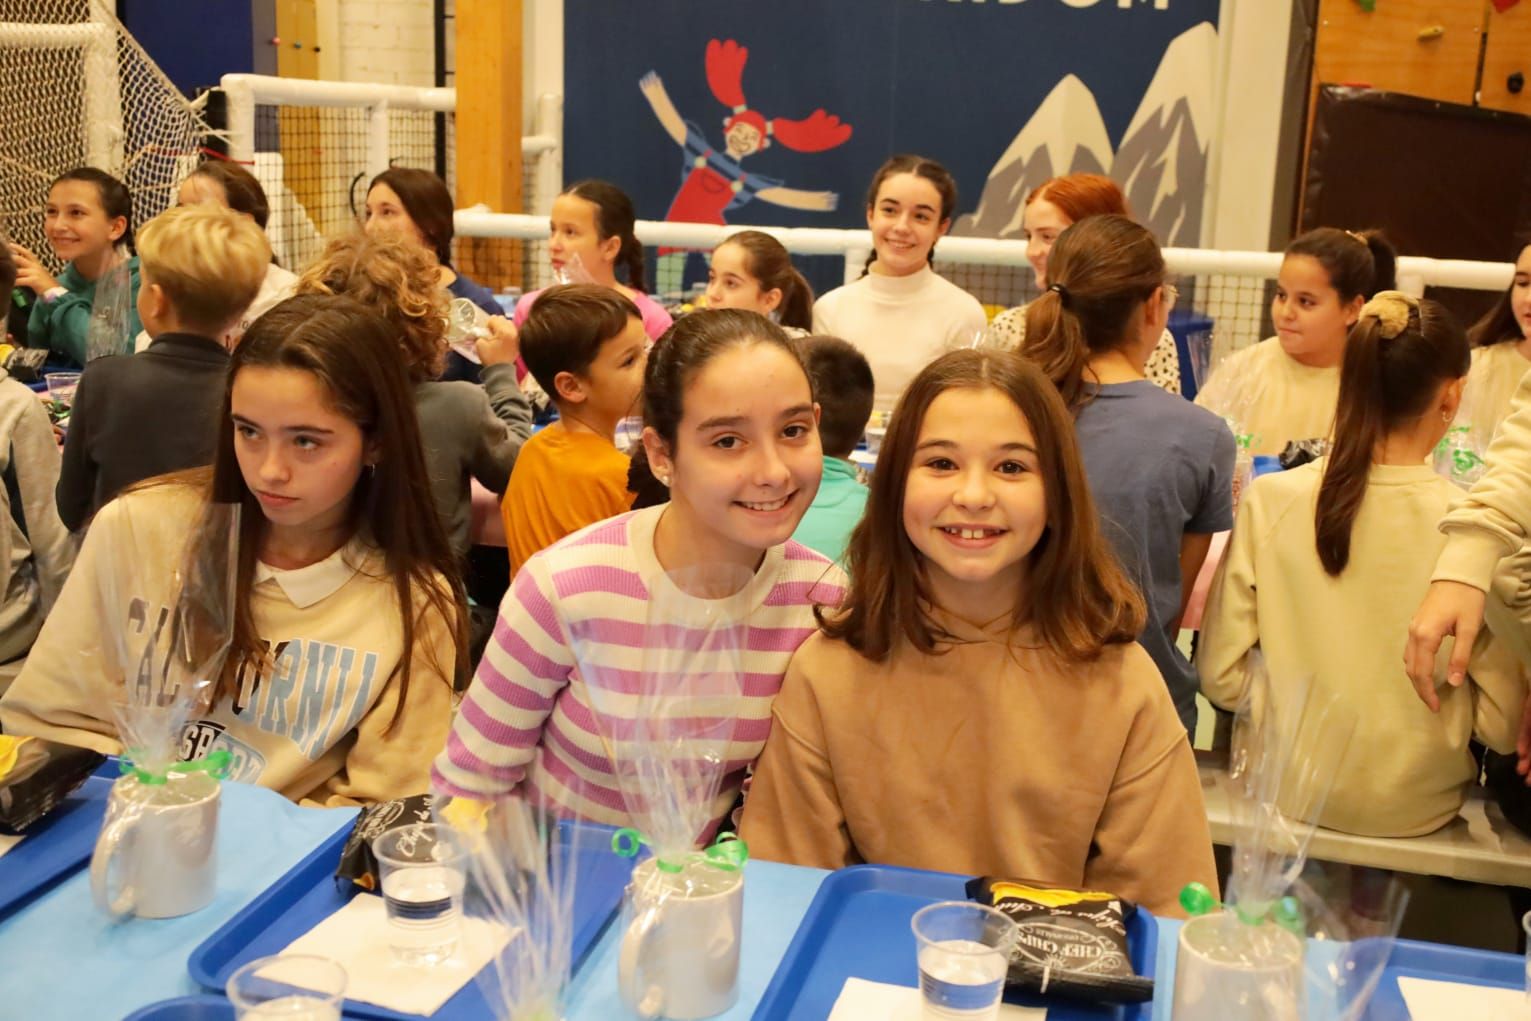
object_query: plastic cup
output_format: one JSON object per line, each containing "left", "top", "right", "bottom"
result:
{"left": 372, "top": 822, "right": 466, "bottom": 966}
{"left": 911, "top": 901, "right": 1017, "bottom": 1020}
{"left": 1171, "top": 912, "right": 1303, "bottom": 1021}
{"left": 44, "top": 371, "right": 81, "bottom": 407}
{"left": 1523, "top": 910, "right": 1530, "bottom": 1006}
{"left": 226, "top": 954, "right": 346, "bottom": 1020}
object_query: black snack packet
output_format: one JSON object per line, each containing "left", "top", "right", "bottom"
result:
{"left": 334, "top": 793, "right": 437, "bottom": 891}
{"left": 0, "top": 738, "right": 105, "bottom": 834}
{"left": 966, "top": 877, "right": 1154, "bottom": 1004}
{"left": 1279, "top": 438, "right": 1329, "bottom": 471}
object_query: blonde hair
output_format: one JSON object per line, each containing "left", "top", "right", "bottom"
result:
{"left": 296, "top": 231, "right": 447, "bottom": 382}
{"left": 137, "top": 204, "right": 269, "bottom": 334}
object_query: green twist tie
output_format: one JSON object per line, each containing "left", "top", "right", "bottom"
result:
{"left": 1179, "top": 881, "right": 1220, "bottom": 917}
{"left": 1452, "top": 448, "right": 1484, "bottom": 475}
{"left": 120, "top": 748, "right": 231, "bottom": 786}
{"left": 611, "top": 827, "right": 749, "bottom": 874}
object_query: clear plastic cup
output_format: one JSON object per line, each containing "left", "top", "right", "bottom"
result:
{"left": 226, "top": 954, "right": 346, "bottom": 1020}
{"left": 372, "top": 822, "right": 466, "bottom": 966}
{"left": 911, "top": 901, "right": 1018, "bottom": 1020}
{"left": 44, "top": 371, "right": 81, "bottom": 408}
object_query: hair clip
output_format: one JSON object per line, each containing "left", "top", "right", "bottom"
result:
{"left": 1047, "top": 282, "right": 1071, "bottom": 308}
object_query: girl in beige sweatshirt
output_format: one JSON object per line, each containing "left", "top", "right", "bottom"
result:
{"left": 1199, "top": 294, "right": 1526, "bottom": 837}
{"left": 740, "top": 348, "right": 1217, "bottom": 918}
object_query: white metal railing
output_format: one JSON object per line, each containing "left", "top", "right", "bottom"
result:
{"left": 452, "top": 211, "right": 1515, "bottom": 296}
{"left": 220, "top": 75, "right": 563, "bottom": 213}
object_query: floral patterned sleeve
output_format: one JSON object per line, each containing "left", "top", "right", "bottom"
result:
{"left": 985, "top": 305, "right": 1026, "bottom": 349}
{"left": 1146, "top": 329, "right": 1182, "bottom": 395}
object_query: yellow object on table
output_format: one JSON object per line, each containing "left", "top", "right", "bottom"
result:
{"left": 0, "top": 735, "right": 32, "bottom": 781}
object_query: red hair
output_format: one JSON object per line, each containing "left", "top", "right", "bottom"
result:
{"left": 1024, "top": 173, "right": 1129, "bottom": 223}
{"left": 705, "top": 38, "right": 851, "bottom": 153}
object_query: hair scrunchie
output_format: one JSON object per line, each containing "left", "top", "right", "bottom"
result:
{"left": 1359, "top": 289, "right": 1418, "bottom": 340}
{"left": 1047, "top": 282, "right": 1071, "bottom": 308}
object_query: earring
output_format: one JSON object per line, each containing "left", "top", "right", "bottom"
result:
{"left": 658, "top": 472, "right": 671, "bottom": 488}
{"left": 1441, "top": 410, "right": 1451, "bottom": 424}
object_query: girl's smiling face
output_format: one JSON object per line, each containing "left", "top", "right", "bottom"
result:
{"left": 45, "top": 180, "right": 125, "bottom": 264}
{"left": 1511, "top": 244, "right": 1531, "bottom": 341}
{"left": 645, "top": 342, "right": 822, "bottom": 563}
{"left": 1021, "top": 197, "right": 1072, "bottom": 289}
{"left": 901, "top": 386, "right": 1047, "bottom": 617}
{"left": 866, "top": 172, "right": 948, "bottom": 278}
{"left": 231, "top": 366, "right": 370, "bottom": 543}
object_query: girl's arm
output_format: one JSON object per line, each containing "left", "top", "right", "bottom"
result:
{"left": 737, "top": 656, "right": 856, "bottom": 869}
{"left": 1468, "top": 597, "right": 1531, "bottom": 759}
{"left": 638, "top": 72, "right": 686, "bottom": 146}
{"left": 755, "top": 186, "right": 838, "bottom": 213}
{"left": 1174, "top": 532, "right": 1215, "bottom": 632}
{"left": 431, "top": 558, "right": 575, "bottom": 800}
{"left": 308, "top": 588, "right": 457, "bottom": 806}
{"left": 467, "top": 366, "right": 533, "bottom": 495}
{"left": 6, "top": 385, "right": 73, "bottom": 609}
{"left": 1084, "top": 668, "right": 1219, "bottom": 917}
{"left": 0, "top": 494, "right": 126, "bottom": 751}
{"left": 1196, "top": 490, "right": 1263, "bottom": 709}
{"left": 27, "top": 288, "right": 93, "bottom": 365}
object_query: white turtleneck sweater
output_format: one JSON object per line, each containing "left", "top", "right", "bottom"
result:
{"left": 813, "top": 265, "right": 988, "bottom": 412}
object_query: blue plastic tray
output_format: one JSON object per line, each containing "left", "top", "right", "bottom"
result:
{"left": 188, "top": 820, "right": 635, "bottom": 1019}
{"left": 0, "top": 771, "right": 113, "bottom": 919}
{"left": 1359, "top": 937, "right": 1522, "bottom": 1021}
{"left": 124, "top": 994, "right": 374, "bottom": 1020}
{"left": 754, "top": 865, "right": 1157, "bottom": 1020}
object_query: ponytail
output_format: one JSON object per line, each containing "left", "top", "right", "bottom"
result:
{"left": 1017, "top": 215, "right": 1163, "bottom": 411}
{"left": 563, "top": 178, "right": 648, "bottom": 294}
{"left": 1314, "top": 294, "right": 1469, "bottom": 575}
{"left": 777, "top": 266, "right": 814, "bottom": 330}
{"left": 618, "top": 235, "right": 647, "bottom": 294}
{"left": 1021, "top": 289, "right": 1094, "bottom": 410}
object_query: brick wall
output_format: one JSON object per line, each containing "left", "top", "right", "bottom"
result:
{"left": 334, "top": 0, "right": 435, "bottom": 87}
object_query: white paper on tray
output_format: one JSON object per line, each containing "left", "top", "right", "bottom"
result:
{"left": 1397, "top": 975, "right": 1528, "bottom": 1020}
{"left": 0, "top": 832, "right": 23, "bottom": 859}
{"left": 828, "top": 977, "right": 1046, "bottom": 1020}
{"left": 279, "top": 891, "right": 512, "bottom": 1016}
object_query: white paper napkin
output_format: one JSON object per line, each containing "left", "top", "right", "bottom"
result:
{"left": 280, "top": 892, "right": 511, "bottom": 1016}
{"left": 0, "top": 832, "right": 23, "bottom": 859}
{"left": 828, "top": 977, "right": 1047, "bottom": 1020}
{"left": 1397, "top": 975, "right": 1528, "bottom": 1020}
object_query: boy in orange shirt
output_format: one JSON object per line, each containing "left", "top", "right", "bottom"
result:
{"left": 501, "top": 284, "right": 647, "bottom": 574}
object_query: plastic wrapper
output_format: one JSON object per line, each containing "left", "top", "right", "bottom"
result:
{"left": 1278, "top": 438, "right": 1329, "bottom": 472}
{"left": 1176, "top": 655, "right": 1408, "bottom": 1020}
{"left": 574, "top": 563, "right": 753, "bottom": 1020}
{"left": 85, "top": 246, "right": 137, "bottom": 362}
{"left": 444, "top": 296, "right": 489, "bottom": 366}
{"left": 1433, "top": 425, "right": 1487, "bottom": 489}
{"left": 89, "top": 498, "right": 239, "bottom": 919}
{"left": 0, "top": 736, "right": 104, "bottom": 834}
{"left": 965, "top": 877, "right": 1153, "bottom": 1004}
{"left": 457, "top": 796, "right": 585, "bottom": 1021}
{"left": 335, "top": 793, "right": 437, "bottom": 891}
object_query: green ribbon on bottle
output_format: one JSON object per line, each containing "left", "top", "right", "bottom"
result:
{"left": 119, "top": 748, "right": 231, "bottom": 786}
{"left": 612, "top": 827, "right": 750, "bottom": 874}
{"left": 1178, "top": 882, "right": 1305, "bottom": 936}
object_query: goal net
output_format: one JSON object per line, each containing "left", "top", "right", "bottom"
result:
{"left": 0, "top": 0, "right": 212, "bottom": 273}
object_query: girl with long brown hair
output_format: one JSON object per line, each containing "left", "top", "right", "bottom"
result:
{"left": 1020, "top": 215, "right": 1234, "bottom": 733}
{"left": 1199, "top": 294, "right": 1525, "bottom": 837}
{"left": 0, "top": 295, "right": 468, "bottom": 804}
{"left": 740, "top": 348, "right": 1216, "bottom": 917}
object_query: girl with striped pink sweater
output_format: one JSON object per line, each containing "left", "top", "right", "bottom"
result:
{"left": 433, "top": 310, "right": 846, "bottom": 830}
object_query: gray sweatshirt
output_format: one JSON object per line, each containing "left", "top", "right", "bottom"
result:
{"left": 414, "top": 362, "right": 532, "bottom": 557}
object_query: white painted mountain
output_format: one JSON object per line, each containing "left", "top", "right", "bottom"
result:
{"left": 952, "top": 73, "right": 1112, "bottom": 239}
{"left": 1112, "top": 21, "right": 1217, "bottom": 247}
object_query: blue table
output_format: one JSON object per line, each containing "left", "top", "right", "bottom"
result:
{"left": 0, "top": 782, "right": 355, "bottom": 1020}
{"left": 5, "top": 781, "right": 1519, "bottom": 1019}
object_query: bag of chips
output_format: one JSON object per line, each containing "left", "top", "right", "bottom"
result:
{"left": 966, "top": 877, "right": 1154, "bottom": 1004}
{"left": 0, "top": 736, "right": 104, "bottom": 834}
{"left": 334, "top": 793, "right": 436, "bottom": 891}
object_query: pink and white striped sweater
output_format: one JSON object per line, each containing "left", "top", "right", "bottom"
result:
{"left": 432, "top": 506, "right": 846, "bottom": 829}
